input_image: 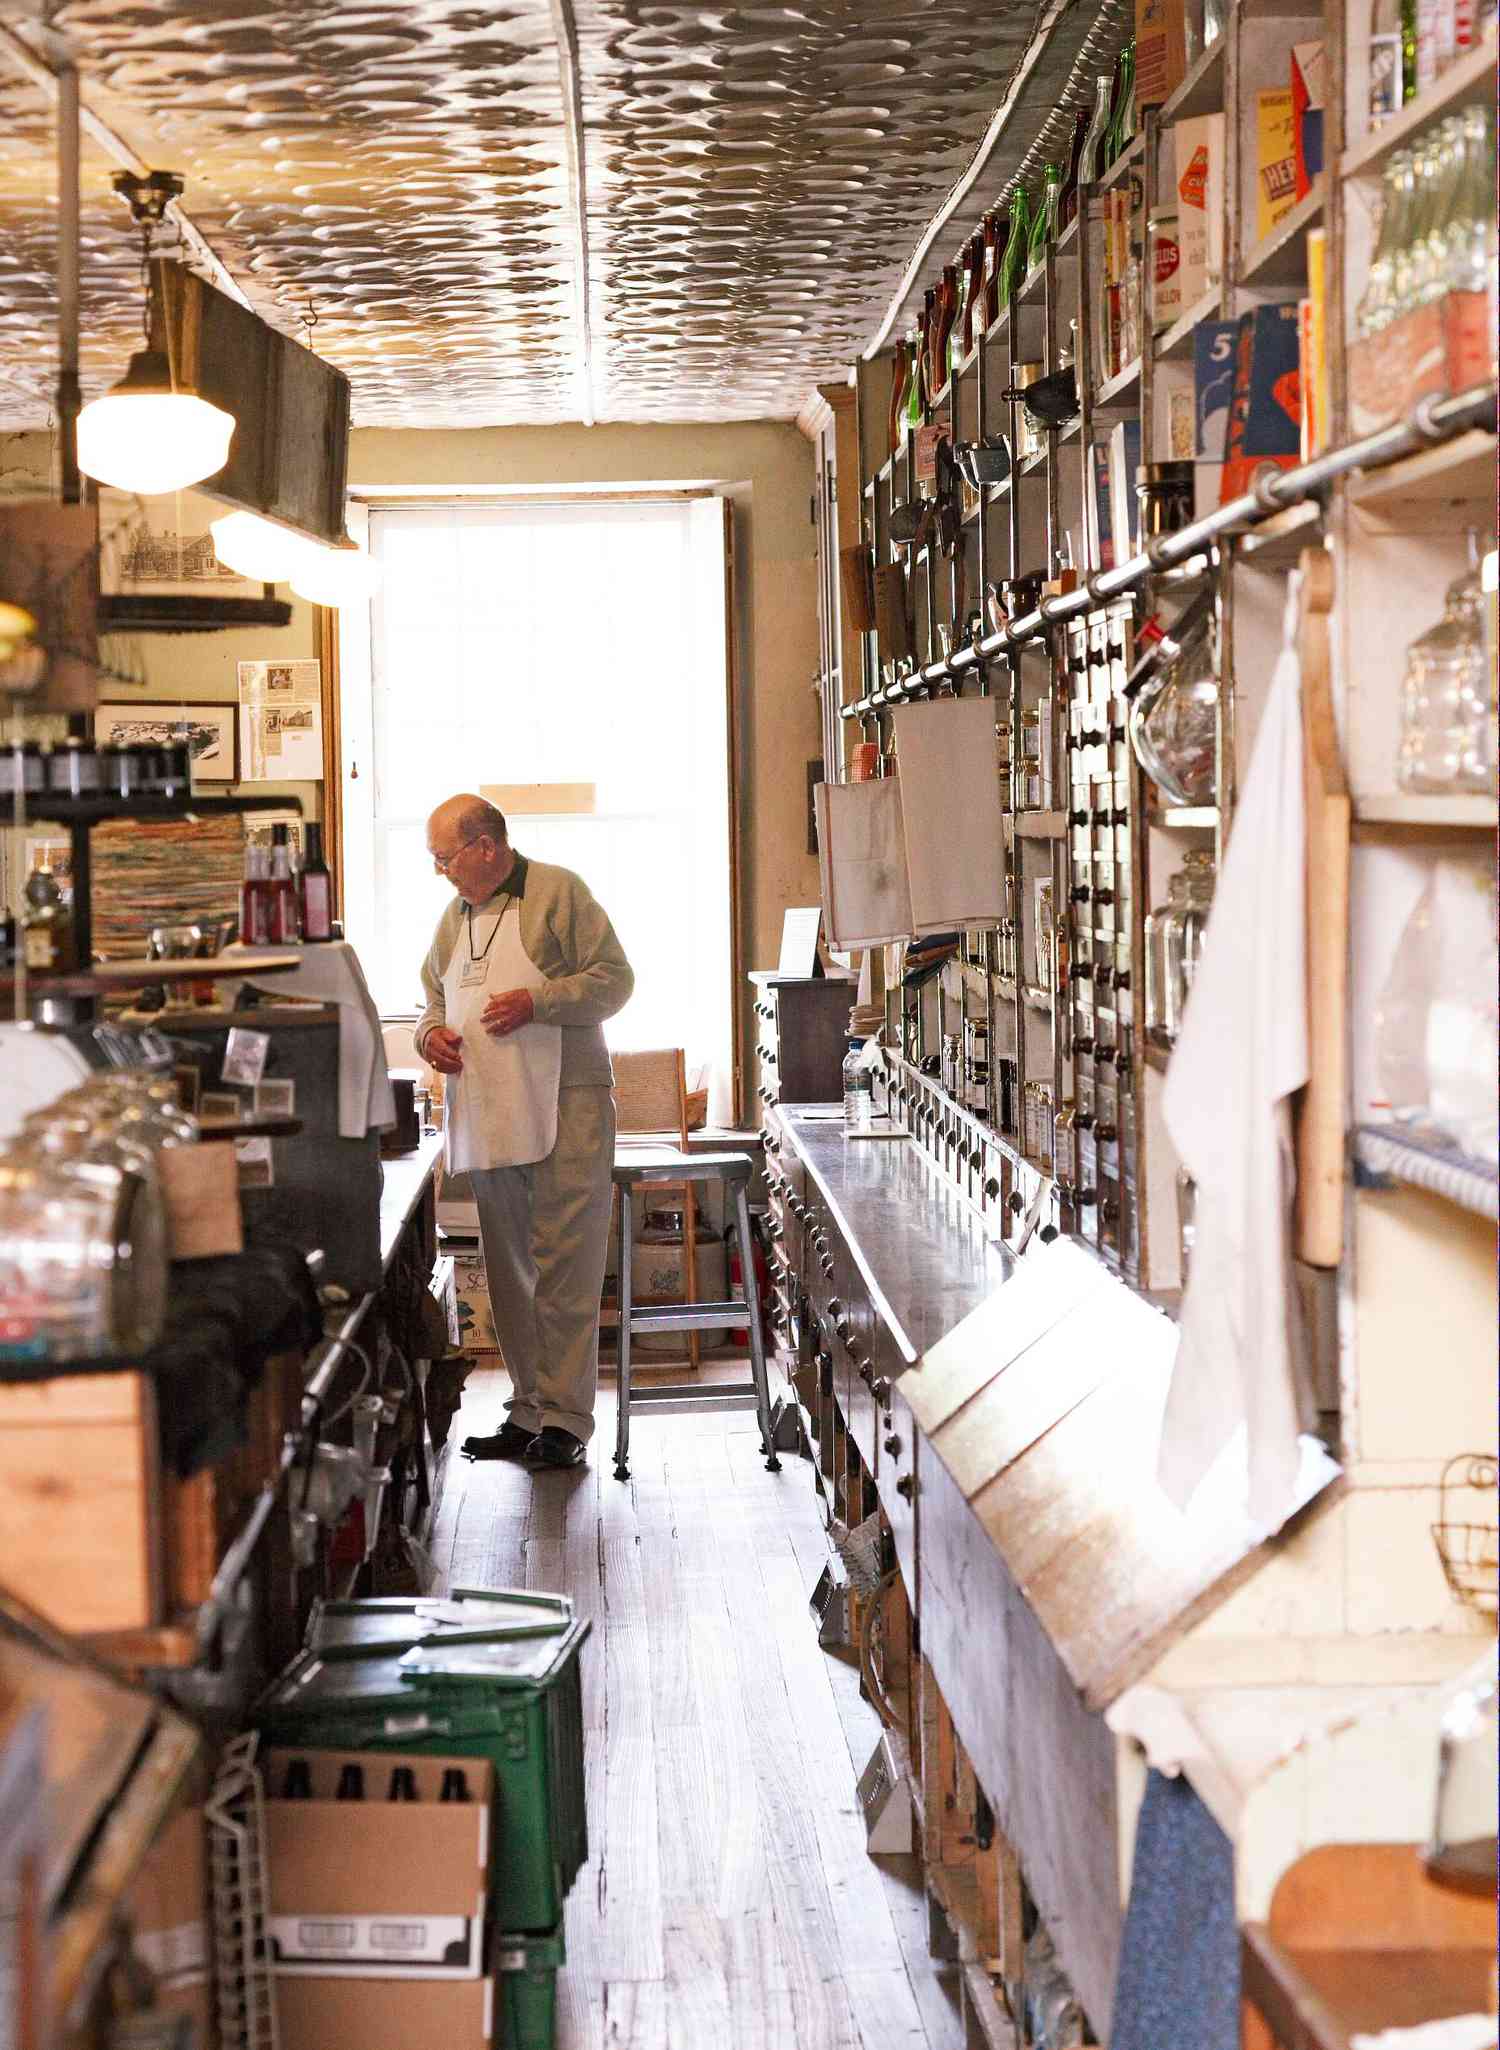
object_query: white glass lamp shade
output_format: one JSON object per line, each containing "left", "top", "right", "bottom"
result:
{"left": 289, "top": 537, "right": 381, "bottom": 609}
{"left": 210, "top": 511, "right": 310, "bottom": 584}
{"left": 76, "top": 349, "right": 235, "bottom": 495}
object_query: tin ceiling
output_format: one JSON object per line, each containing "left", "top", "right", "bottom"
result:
{"left": 0, "top": 0, "right": 1110, "bottom": 431}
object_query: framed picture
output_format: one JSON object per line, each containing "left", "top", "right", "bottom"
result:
{"left": 94, "top": 700, "right": 240, "bottom": 784}
{"left": 97, "top": 488, "right": 263, "bottom": 601}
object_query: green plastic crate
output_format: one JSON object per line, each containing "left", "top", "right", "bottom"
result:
{"left": 493, "top": 1927, "right": 564, "bottom": 2050}
{"left": 258, "top": 1590, "right": 589, "bottom": 1933}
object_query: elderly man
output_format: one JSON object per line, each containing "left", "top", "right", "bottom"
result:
{"left": 418, "top": 795, "right": 633, "bottom": 1469}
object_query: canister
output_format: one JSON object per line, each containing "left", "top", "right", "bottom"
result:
{"left": 1148, "top": 209, "right": 1182, "bottom": 331}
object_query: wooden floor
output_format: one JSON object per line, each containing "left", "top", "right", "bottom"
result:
{"left": 429, "top": 1366, "right": 967, "bottom": 2050}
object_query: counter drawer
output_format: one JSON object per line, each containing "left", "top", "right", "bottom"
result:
{"left": 878, "top": 1383, "right": 918, "bottom": 1601}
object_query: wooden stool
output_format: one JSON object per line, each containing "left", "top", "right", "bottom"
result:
{"left": 611, "top": 1147, "right": 778, "bottom": 1483}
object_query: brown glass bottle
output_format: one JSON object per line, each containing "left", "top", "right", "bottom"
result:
{"left": 960, "top": 234, "right": 986, "bottom": 356}
{"left": 1058, "top": 106, "right": 1091, "bottom": 228}
{"left": 930, "top": 264, "right": 958, "bottom": 393}
{"left": 980, "top": 210, "right": 1004, "bottom": 328}
{"left": 888, "top": 338, "right": 910, "bottom": 455}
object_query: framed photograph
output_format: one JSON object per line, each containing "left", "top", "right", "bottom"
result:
{"left": 97, "top": 488, "right": 263, "bottom": 601}
{"left": 93, "top": 700, "right": 240, "bottom": 784}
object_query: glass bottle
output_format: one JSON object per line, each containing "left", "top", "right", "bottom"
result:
{"left": 1128, "top": 590, "right": 1218, "bottom": 805}
{"left": 1081, "top": 72, "right": 1115, "bottom": 187}
{"left": 1398, "top": 555, "right": 1491, "bottom": 793}
{"left": 1027, "top": 164, "right": 1063, "bottom": 271}
{"left": 1104, "top": 40, "right": 1137, "bottom": 164}
{"left": 980, "top": 209, "right": 1005, "bottom": 329}
{"left": 996, "top": 187, "right": 1032, "bottom": 306}
{"left": 1441, "top": 107, "right": 1493, "bottom": 297}
{"left": 1403, "top": 121, "right": 1465, "bottom": 312}
{"left": 299, "top": 820, "right": 334, "bottom": 942}
{"left": 904, "top": 326, "right": 926, "bottom": 441}
{"left": 842, "top": 1037, "right": 873, "bottom": 1130}
{"left": 1058, "top": 107, "right": 1091, "bottom": 229}
{"left": 930, "top": 265, "right": 958, "bottom": 394}
{"left": 1356, "top": 148, "right": 1416, "bottom": 336}
{"left": 1143, "top": 870, "right": 1186, "bottom": 1041}
{"left": 1400, "top": 0, "right": 1418, "bottom": 99}
{"left": 22, "top": 864, "right": 72, "bottom": 973}
{"left": 267, "top": 822, "right": 301, "bottom": 944}
{"left": 1163, "top": 847, "right": 1216, "bottom": 1040}
{"left": 959, "top": 234, "right": 986, "bottom": 361}
{"left": 888, "top": 338, "right": 910, "bottom": 454}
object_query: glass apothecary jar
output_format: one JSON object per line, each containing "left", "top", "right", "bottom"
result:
{"left": 1144, "top": 871, "right": 1187, "bottom": 1043}
{"left": 1162, "top": 848, "right": 1216, "bottom": 1040}
{"left": 1128, "top": 589, "right": 1218, "bottom": 807}
{"left": 1397, "top": 554, "right": 1492, "bottom": 794}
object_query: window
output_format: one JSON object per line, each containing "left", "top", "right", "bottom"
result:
{"left": 340, "top": 497, "right": 736, "bottom": 1119}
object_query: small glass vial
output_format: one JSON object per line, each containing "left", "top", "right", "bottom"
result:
{"left": 1163, "top": 848, "right": 1215, "bottom": 1040}
{"left": 1144, "top": 870, "right": 1187, "bottom": 1041}
{"left": 842, "top": 1038, "right": 873, "bottom": 1131}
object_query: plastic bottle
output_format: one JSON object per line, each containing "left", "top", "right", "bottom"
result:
{"left": 842, "top": 1038, "right": 873, "bottom": 1131}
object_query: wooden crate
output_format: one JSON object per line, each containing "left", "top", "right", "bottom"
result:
{"left": 0, "top": 1372, "right": 161, "bottom": 1632}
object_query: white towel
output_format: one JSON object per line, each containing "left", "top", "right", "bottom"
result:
{"left": 237, "top": 939, "right": 396, "bottom": 1139}
{"left": 1160, "top": 575, "right": 1315, "bottom": 1532}
{"left": 815, "top": 779, "right": 915, "bottom": 949}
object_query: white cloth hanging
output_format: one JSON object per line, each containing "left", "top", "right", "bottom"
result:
{"left": 239, "top": 939, "right": 396, "bottom": 1139}
{"left": 1159, "top": 574, "right": 1315, "bottom": 1532}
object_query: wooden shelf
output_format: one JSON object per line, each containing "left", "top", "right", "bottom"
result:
{"left": 1094, "top": 356, "right": 1142, "bottom": 410}
{"left": 1154, "top": 806, "right": 1218, "bottom": 831}
{"left": 1160, "top": 34, "right": 1226, "bottom": 123}
{"left": 1341, "top": 34, "right": 1498, "bottom": 179}
{"left": 1015, "top": 810, "right": 1067, "bottom": 838}
{"left": 1346, "top": 428, "right": 1497, "bottom": 525}
{"left": 1239, "top": 179, "right": 1324, "bottom": 285}
{"left": 1353, "top": 1122, "right": 1499, "bottom": 1219}
{"left": 1232, "top": 497, "right": 1324, "bottom": 566}
{"left": 19, "top": 791, "right": 302, "bottom": 829}
{"left": 1352, "top": 793, "right": 1498, "bottom": 828}
{"left": 1154, "top": 285, "right": 1221, "bottom": 361}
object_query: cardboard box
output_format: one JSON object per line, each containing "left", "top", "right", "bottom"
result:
{"left": 1255, "top": 89, "right": 1298, "bottom": 242}
{"left": 1348, "top": 293, "right": 1492, "bottom": 438}
{"left": 454, "top": 1256, "right": 500, "bottom": 1355}
{"left": 1219, "top": 304, "right": 1302, "bottom": 502}
{"left": 276, "top": 1972, "right": 494, "bottom": 2050}
{"left": 1173, "top": 112, "right": 1225, "bottom": 305}
{"left": 120, "top": 1801, "right": 211, "bottom": 2046}
{"left": 1291, "top": 40, "right": 1326, "bottom": 199}
{"left": 1136, "top": 0, "right": 1187, "bottom": 108}
{"left": 264, "top": 1749, "right": 494, "bottom": 1980}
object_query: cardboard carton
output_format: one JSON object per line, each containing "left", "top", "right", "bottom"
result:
{"left": 1136, "top": 0, "right": 1187, "bottom": 108}
{"left": 1255, "top": 90, "right": 1298, "bottom": 242}
{"left": 276, "top": 1972, "right": 495, "bottom": 2050}
{"left": 1173, "top": 113, "right": 1224, "bottom": 306}
{"left": 120, "top": 1801, "right": 211, "bottom": 2046}
{"left": 264, "top": 1749, "right": 494, "bottom": 1981}
{"left": 1291, "top": 41, "right": 1326, "bottom": 199}
{"left": 1348, "top": 293, "right": 1493, "bottom": 437}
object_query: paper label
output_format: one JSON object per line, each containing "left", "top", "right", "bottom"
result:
{"left": 269, "top": 1911, "right": 480, "bottom": 1978}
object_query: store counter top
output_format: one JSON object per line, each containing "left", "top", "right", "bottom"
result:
{"left": 379, "top": 1132, "right": 444, "bottom": 1273}
{"left": 781, "top": 1107, "right": 1013, "bottom": 1365}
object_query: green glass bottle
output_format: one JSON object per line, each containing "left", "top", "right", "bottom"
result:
{"left": 1399, "top": 0, "right": 1417, "bottom": 100}
{"left": 1026, "top": 164, "right": 1063, "bottom": 270}
{"left": 1103, "top": 40, "right": 1136, "bottom": 166}
{"left": 904, "top": 325, "right": 925, "bottom": 440}
{"left": 996, "top": 186, "right": 1032, "bottom": 305}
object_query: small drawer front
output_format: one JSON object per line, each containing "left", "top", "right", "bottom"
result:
{"left": 878, "top": 1382, "right": 918, "bottom": 1601}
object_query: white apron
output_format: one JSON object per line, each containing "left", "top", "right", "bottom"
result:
{"left": 442, "top": 896, "right": 563, "bottom": 1174}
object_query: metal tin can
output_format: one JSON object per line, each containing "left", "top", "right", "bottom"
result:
{"left": 1148, "top": 209, "right": 1182, "bottom": 331}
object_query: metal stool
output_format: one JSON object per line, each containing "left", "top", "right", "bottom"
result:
{"left": 611, "top": 1147, "right": 779, "bottom": 1483}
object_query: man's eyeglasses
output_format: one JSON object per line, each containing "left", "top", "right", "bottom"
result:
{"left": 431, "top": 834, "right": 482, "bottom": 874}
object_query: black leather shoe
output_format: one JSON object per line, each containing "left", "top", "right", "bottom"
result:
{"left": 459, "top": 1421, "right": 536, "bottom": 1462}
{"left": 525, "top": 1426, "right": 586, "bottom": 1470}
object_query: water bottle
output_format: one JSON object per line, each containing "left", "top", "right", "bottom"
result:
{"left": 842, "top": 1038, "right": 873, "bottom": 1132}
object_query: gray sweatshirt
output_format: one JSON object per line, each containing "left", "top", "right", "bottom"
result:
{"left": 416, "top": 853, "right": 633, "bottom": 1087}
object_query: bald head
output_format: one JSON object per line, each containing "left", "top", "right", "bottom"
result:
{"left": 426, "top": 793, "right": 514, "bottom": 904}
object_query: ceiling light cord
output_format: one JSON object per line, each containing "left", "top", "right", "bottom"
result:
{"left": 548, "top": 0, "right": 595, "bottom": 427}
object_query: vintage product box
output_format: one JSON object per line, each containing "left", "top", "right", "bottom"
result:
{"left": 1306, "top": 226, "right": 1330, "bottom": 456}
{"left": 1172, "top": 113, "right": 1224, "bottom": 305}
{"left": 1136, "top": 0, "right": 1187, "bottom": 108}
{"left": 1348, "top": 293, "right": 1493, "bottom": 437}
{"left": 1193, "top": 318, "right": 1238, "bottom": 459}
{"left": 120, "top": 1801, "right": 211, "bottom": 2046}
{"left": 454, "top": 1254, "right": 500, "bottom": 1355}
{"left": 1290, "top": 40, "right": 1326, "bottom": 199}
{"left": 263, "top": 1748, "right": 494, "bottom": 1980}
{"left": 1255, "top": 88, "right": 1298, "bottom": 242}
{"left": 1219, "top": 305, "right": 1302, "bottom": 503}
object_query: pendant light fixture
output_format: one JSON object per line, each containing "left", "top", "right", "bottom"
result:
{"left": 288, "top": 535, "right": 381, "bottom": 609}
{"left": 76, "top": 172, "right": 236, "bottom": 497}
{"left": 209, "top": 510, "right": 310, "bottom": 584}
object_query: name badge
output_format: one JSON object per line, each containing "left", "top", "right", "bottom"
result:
{"left": 458, "top": 952, "right": 489, "bottom": 989}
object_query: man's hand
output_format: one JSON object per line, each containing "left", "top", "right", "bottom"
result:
{"left": 424, "top": 1025, "right": 465, "bottom": 1075}
{"left": 481, "top": 989, "right": 535, "bottom": 1037}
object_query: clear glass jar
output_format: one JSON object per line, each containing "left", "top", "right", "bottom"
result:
{"left": 1398, "top": 558, "right": 1490, "bottom": 793}
{"left": 1163, "top": 848, "right": 1216, "bottom": 1039}
{"left": 1129, "top": 591, "right": 1218, "bottom": 805}
{"left": 1023, "top": 1080, "right": 1054, "bottom": 1168}
{"left": 842, "top": 1039, "right": 873, "bottom": 1130}
{"left": 1144, "top": 871, "right": 1187, "bottom": 1042}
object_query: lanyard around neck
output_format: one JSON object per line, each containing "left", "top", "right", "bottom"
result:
{"left": 465, "top": 894, "right": 512, "bottom": 968}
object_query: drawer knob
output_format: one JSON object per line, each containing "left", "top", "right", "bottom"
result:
{"left": 883, "top": 1433, "right": 901, "bottom": 1457}
{"left": 857, "top": 1360, "right": 873, "bottom": 1385}
{"left": 896, "top": 1475, "right": 915, "bottom": 1501}
{"left": 872, "top": 1377, "right": 891, "bottom": 1406}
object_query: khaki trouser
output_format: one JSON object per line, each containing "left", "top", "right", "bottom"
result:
{"left": 468, "top": 1084, "right": 616, "bottom": 1444}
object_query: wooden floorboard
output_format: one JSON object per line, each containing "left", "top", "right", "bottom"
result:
{"left": 429, "top": 1368, "right": 965, "bottom": 2050}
